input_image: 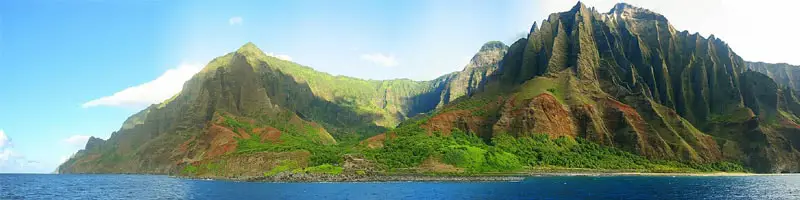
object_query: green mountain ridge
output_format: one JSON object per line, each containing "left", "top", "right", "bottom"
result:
{"left": 57, "top": 38, "right": 507, "bottom": 174}
{"left": 59, "top": 2, "right": 800, "bottom": 175}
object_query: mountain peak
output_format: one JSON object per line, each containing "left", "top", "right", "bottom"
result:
{"left": 479, "top": 41, "right": 507, "bottom": 52}
{"left": 529, "top": 22, "right": 539, "bottom": 34}
{"left": 84, "top": 136, "right": 105, "bottom": 150}
{"left": 609, "top": 2, "right": 635, "bottom": 12}
{"left": 607, "top": 2, "right": 666, "bottom": 21}
{"left": 236, "top": 42, "right": 266, "bottom": 56}
{"left": 571, "top": 1, "right": 588, "bottom": 11}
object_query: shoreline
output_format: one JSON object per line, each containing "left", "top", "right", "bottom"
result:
{"left": 527, "top": 172, "right": 759, "bottom": 177}
{"left": 175, "top": 171, "right": 782, "bottom": 183}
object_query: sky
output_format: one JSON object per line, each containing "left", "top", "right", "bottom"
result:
{"left": 0, "top": 0, "right": 797, "bottom": 173}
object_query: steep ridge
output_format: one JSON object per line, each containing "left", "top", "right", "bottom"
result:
{"left": 747, "top": 61, "right": 800, "bottom": 91}
{"left": 392, "top": 2, "right": 800, "bottom": 172}
{"left": 436, "top": 41, "right": 509, "bottom": 107}
{"left": 58, "top": 42, "right": 507, "bottom": 174}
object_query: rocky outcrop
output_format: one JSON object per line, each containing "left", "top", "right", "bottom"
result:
{"left": 436, "top": 41, "right": 508, "bottom": 107}
{"left": 492, "top": 94, "right": 576, "bottom": 138}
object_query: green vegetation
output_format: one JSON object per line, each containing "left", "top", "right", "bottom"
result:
{"left": 438, "top": 96, "right": 495, "bottom": 114}
{"left": 225, "top": 113, "right": 347, "bottom": 166}
{"left": 364, "top": 123, "right": 747, "bottom": 173}
{"left": 302, "top": 164, "right": 344, "bottom": 175}
{"left": 255, "top": 47, "right": 448, "bottom": 133}
{"left": 223, "top": 115, "right": 253, "bottom": 135}
{"left": 236, "top": 133, "right": 346, "bottom": 166}
{"left": 494, "top": 133, "right": 650, "bottom": 170}
{"left": 515, "top": 77, "right": 566, "bottom": 105}
{"left": 181, "top": 165, "right": 198, "bottom": 175}
{"left": 708, "top": 107, "right": 754, "bottom": 124}
{"left": 262, "top": 162, "right": 344, "bottom": 176}
{"left": 263, "top": 160, "right": 300, "bottom": 176}
{"left": 441, "top": 145, "right": 488, "bottom": 169}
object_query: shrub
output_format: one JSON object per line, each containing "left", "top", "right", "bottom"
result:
{"left": 222, "top": 115, "right": 253, "bottom": 134}
{"left": 263, "top": 160, "right": 300, "bottom": 176}
{"left": 485, "top": 147, "right": 522, "bottom": 171}
{"left": 182, "top": 165, "right": 198, "bottom": 175}
{"left": 304, "top": 164, "right": 344, "bottom": 175}
{"left": 441, "top": 145, "right": 487, "bottom": 170}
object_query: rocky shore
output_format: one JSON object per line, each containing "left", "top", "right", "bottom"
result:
{"left": 184, "top": 172, "right": 525, "bottom": 182}
{"left": 178, "top": 171, "right": 768, "bottom": 183}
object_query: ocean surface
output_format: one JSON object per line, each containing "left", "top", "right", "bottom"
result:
{"left": 1, "top": 174, "right": 799, "bottom": 199}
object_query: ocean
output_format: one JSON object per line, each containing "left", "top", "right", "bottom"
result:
{"left": 1, "top": 174, "right": 798, "bottom": 199}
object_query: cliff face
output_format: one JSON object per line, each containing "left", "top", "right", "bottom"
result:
{"left": 412, "top": 3, "right": 800, "bottom": 172}
{"left": 436, "top": 41, "right": 509, "bottom": 107}
{"left": 61, "top": 3, "right": 800, "bottom": 174}
{"left": 747, "top": 62, "right": 800, "bottom": 92}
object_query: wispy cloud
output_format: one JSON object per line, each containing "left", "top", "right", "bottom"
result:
{"left": 0, "top": 130, "right": 40, "bottom": 172}
{"left": 82, "top": 63, "right": 202, "bottom": 108}
{"left": 0, "top": 130, "right": 8, "bottom": 149}
{"left": 360, "top": 53, "right": 399, "bottom": 67}
{"left": 229, "top": 16, "right": 243, "bottom": 26}
{"left": 266, "top": 52, "right": 292, "bottom": 61}
{"left": 0, "top": 130, "right": 10, "bottom": 163}
{"left": 0, "top": 149, "right": 11, "bottom": 163}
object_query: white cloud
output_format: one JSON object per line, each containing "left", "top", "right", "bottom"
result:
{"left": 0, "top": 130, "right": 47, "bottom": 173}
{"left": 0, "top": 149, "right": 11, "bottom": 162}
{"left": 0, "top": 130, "right": 17, "bottom": 170}
{"left": 82, "top": 63, "right": 202, "bottom": 108}
{"left": 266, "top": 52, "right": 293, "bottom": 61}
{"left": 360, "top": 53, "right": 399, "bottom": 67}
{"left": 229, "top": 16, "right": 243, "bottom": 26}
{"left": 0, "top": 130, "right": 8, "bottom": 149}
{"left": 63, "top": 135, "right": 91, "bottom": 148}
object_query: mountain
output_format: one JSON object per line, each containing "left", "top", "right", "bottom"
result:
{"left": 369, "top": 2, "right": 800, "bottom": 173}
{"left": 58, "top": 41, "right": 507, "bottom": 174}
{"left": 60, "top": 2, "right": 800, "bottom": 175}
{"left": 747, "top": 61, "right": 800, "bottom": 91}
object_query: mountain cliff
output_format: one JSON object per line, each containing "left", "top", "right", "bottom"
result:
{"left": 747, "top": 61, "right": 800, "bottom": 91}
{"left": 60, "top": 2, "right": 800, "bottom": 175}
{"left": 368, "top": 2, "right": 800, "bottom": 173}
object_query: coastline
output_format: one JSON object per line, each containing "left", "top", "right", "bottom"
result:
{"left": 527, "top": 172, "right": 758, "bottom": 177}
{"left": 176, "top": 171, "right": 777, "bottom": 183}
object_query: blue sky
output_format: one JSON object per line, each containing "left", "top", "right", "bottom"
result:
{"left": 1, "top": 0, "right": 797, "bottom": 173}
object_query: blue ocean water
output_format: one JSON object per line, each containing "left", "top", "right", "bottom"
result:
{"left": 1, "top": 174, "right": 799, "bottom": 200}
